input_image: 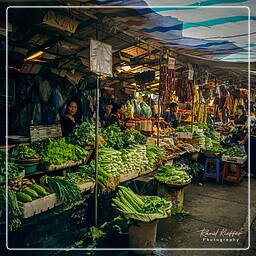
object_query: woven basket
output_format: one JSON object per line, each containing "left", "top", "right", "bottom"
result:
{"left": 113, "top": 196, "right": 172, "bottom": 223}
{"left": 155, "top": 177, "right": 191, "bottom": 189}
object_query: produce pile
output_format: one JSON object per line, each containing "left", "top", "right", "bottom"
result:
{"left": 14, "top": 145, "right": 40, "bottom": 160}
{"left": 0, "top": 151, "right": 24, "bottom": 182}
{"left": 112, "top": 186, "right": 172, "bottom": 222}
{"left": 176, "top": 125, "right": 192, "bottom": 132}
{"left": 40, "top": 175, "right": 81, "bottom": 205}
{"left": 225, "top": 146, "right": 246, "bottom": 157}
{"left": 42, "top": 138, "right": 89, "bottom": 165}
{"left": 101, "top": 124, "right": 147, "bottom": 150}
{"left": 146, "top": 146, "right": 165, "bottom": 168}
{"left": 0, "top": 186, "right": 22, "bottom": 231}
{"left": 9, "top": 178, "right": 49, "bottom": 202}
{"left": 67, "top": 122, "right": 96, "bottom": 147}
{"left": 155, "top": 166, "right": 192, "bottom": 185}
{"left": 205, "top": 145, "right": 226, "bottom": 154}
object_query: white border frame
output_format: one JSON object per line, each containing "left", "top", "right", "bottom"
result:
{"left": 5, "top": 5, "right": 251, "bottom": 251}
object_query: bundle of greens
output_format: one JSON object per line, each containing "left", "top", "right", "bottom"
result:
{"left": 0, "top": 152, "right": 24, "bottom": 181}
{"left": 0, "top": 186, "right": 22, "bottom": 231}
{"left": 14, "top": 146, "right": 40, "bottom": 160}
{"left": 112, "top": 186, "right": 172, "bottom": 222}
{"left": 206, "top": 146, "right": 226, "bottom": 154}
{"left": 193, "top": 122, "right": 208, "bottom": 129}
{"left": 188, "top": 162, "right": 204, "bottom": 181}
{"left": 155, "top": 166, "right": 192, "bottom": 185}
{"left": 67, "top": 122, "right": 96, "bottom": 147}
{"left": 42, "top": 138, "right": 89, "bottom": 165}
{"left": 30, "top": 138, "right": 54, "bottom": 156}
{"left": 40, "top": 176, "right": 81, "bottom": 205}
{"left": 225, "top": 146, "right": 246, "bottom": 157}
{"left": 102, "top": 124, "right": 124, "bottom": 149}
{"left": 102, "top": 125, "right": 147, "bottom": 150}
{"left": 176, "top": 125, "right": 192, "bottom": 132}
{"left": 122, "top": 129, "right": 147, "bottom": 146}
{"left": 146, "top": 146, "right": 165, "bottom": 168}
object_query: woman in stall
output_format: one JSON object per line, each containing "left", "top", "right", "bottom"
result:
{"left": 163, "top": 102, "right": 179, "bottom": 129}
{"left": 60, "top": 100, "right": 81, "bottom": 137}
{"left": 108, "top": 103, "right": 126, "bottom": 130}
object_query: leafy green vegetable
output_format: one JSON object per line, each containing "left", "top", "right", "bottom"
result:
{"left": 112, "top": 186, "right": 172, "bottom": 221}
{"left": 155, "top": 166, "right": 192, "bottom": 185}
{"left": 0, "top": 186, "right": 22, "bottom": 231}
{"left": 14, "top": 146, "right": 40, "bottom": 160}
{"left": 40, "top": 176, "right": 81, "bottom": 205}
{"left": 225, "top": 146, "right": 246, "bottom": 157}
{"left": 42, "top": 138, "right": 88, "bottom": 165}
{"left": 67, "top": 122, "right": 96, "bottom": 147}
{"left": 0, "top": 151, "right": 24, "bottom": 181}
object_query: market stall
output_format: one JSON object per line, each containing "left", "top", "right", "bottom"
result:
{"left": 0, "top": 3, "right": 254, "bottom": 252}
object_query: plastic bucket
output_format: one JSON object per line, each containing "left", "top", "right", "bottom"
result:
{"left": 18, "top": 162, "right": 39, "bottom": 174}
{"left": 128, "top": 220, "right": 158, "bottom": 255}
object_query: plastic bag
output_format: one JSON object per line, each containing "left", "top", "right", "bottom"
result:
{"left": 141, "top": 102, "right": 152, "bottom": 117}
{"left": 51, "top": 86, "right": 64, "bottom": 109}
{"left": 133, "top": 99, "right": 141, "bottom": 117}
{"left": 38, "top": 78, "right": 52, "bottom": 103}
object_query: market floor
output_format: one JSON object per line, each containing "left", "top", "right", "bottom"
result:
{"left": 154, "top": 177, "right": 256, "bottom": 256}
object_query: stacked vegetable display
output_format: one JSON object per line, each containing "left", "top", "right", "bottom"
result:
{"left": 155, "top": 166, "right": 192, "bottom": 185}
{"left": 112, "top": 186, "right": 172, "bottom": 222}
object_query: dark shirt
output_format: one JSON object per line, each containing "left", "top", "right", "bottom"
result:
{"left": 109, "top": 113, "right": 126, "bottom": 130}
{"left": 60, "top": 115, "right": 77, "bottom": 137}
{"left": 163, "top": 112, "right": 179, "bottom": 128}
{"left": 234, "top": 115, "right": 247, "bottom": 125}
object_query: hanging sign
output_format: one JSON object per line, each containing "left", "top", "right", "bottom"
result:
{"left": 43, "top": 10, "right": 79, "bottom": 34}
{"left": 90, "top": 39, "right": 112, "bottom": 77}
{"left": 168, "top": 57, "right": 176, "bottom": 69}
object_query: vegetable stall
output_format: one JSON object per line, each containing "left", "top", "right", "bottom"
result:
{"left": 0, "top": 3, "right": 252, "bottom": 252}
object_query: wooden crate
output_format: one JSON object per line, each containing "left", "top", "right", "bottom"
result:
{"left": 119, "top": 170, "right": 139, "bottom": 183}
{"left": 77, "top": 180, "right": 95, "bottom": 192}
{"left": 19, "top": 193, "right": 61, "bottom": 219}
{"left": 29, "top": 124, "right": 62, "bottom": 142}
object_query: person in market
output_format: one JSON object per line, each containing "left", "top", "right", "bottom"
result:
{"left": 60, "top": 100, "right": 81, "bottom": 137}
{"left": 163, "top": 102, "right": 179, "bottom": 128}
{"left": 108, "top": 102, "right": 126, "bottom": 130}
{"left": 100, "top": 103, "right": 113, "bottom": 127}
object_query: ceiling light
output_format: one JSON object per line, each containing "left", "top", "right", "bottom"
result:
{"left": 122, "top": 65, "right": 131, "bottom": 71}
{"left": 24, "top": 51, "right": 44, "bottom": 61}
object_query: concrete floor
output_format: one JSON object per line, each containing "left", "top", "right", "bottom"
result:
{"left": 154, "top": 178, "right": 256, "bottom": 256}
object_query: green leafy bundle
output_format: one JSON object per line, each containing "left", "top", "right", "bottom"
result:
{"left": 14, "top": 146, "right": 40, "bottom": 160}
{"left": 155, "top": 166, "right": 192, "bottom": 185}
{"left": 67, "top": 122, "right": 96, "bottom": 147}
{"left": 112, "top": 186, "right": 172, "bottom": 222}
{"left": 146, "top": 146, "right": 165, "bottom": 168}
{"left": 0, "top": 152, "right": 24, "bottom": 181}
{"left": 42, "top": 138, "right": 89, "bottom": 165}
{"left": 225, "top": 146, "right": 246, "bottom": 157}
{"left": 40, "top": 176, "right": 81, "bottom": 205}
{"left": 0, "top": 186, "right": 22, "bottom": 231}
{"left": 102, "top": 124, "right": 124, "bottom": 149}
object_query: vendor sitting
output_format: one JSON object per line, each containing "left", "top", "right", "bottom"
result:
{"left": 163, "top": 102, "right": 179, "bottom": 128}
{"left": 108, "top": 103, "right": 126, "bottom": 130}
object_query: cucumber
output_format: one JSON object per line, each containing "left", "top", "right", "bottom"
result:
{"left": 21, "top": 188, "right": 40, "bottom": 199}
{"left": 16, "top": 191, "right": 32, "bottom": 203}
{"left": 30, "top": 184, "right": 49, "bottom": 196}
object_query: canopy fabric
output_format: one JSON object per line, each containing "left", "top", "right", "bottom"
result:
{"left": 89, "top": 0, "right": 255, "bottom": 63}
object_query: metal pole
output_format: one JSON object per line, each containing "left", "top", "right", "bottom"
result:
{"left": 157, "top": 55, "right": 162, "bottom": 147}
{"left": 94, "top": 76, "right": 100, "bottom": 227}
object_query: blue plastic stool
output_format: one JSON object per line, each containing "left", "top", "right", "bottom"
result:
{"left": 203, "top": 158, "right": 222, "bottom": 183}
